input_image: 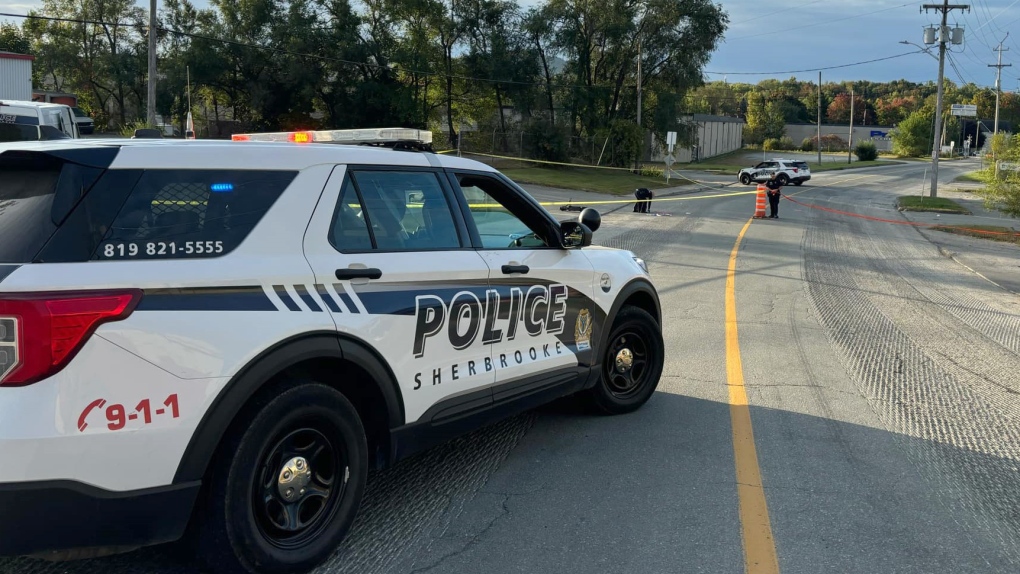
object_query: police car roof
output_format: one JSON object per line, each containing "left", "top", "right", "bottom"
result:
{"left": 0, "top": 139, "right": 498, "bottom": 172}
{"left": 0, "top": 100, "right": 71, "bottom": 110}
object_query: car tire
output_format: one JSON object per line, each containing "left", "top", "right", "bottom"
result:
{"left": 192, "top": 382, "right": 368, "bottom": 574}
{"left": 793, "top": 180, "right": 802, "bottom": 186}
{"left": 777, "top": 174, "right": 789, "bottom": 186}
{"left": 584, "top": 306, "right": 664, "bottom": 415}
{"left": 739, "top": 173, "right": 751, "bottom": 185}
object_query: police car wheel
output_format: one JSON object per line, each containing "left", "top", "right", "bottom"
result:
{"left": 739, "top": 173, "right": 751, "bottom": 185}
{"left": 776, "top": 174, "right": 789, "bottom": 186}
{"left": 793, "top": 180, "right": 802, "bottom": 186}
{"left": 586, "top": 306, "right": 664, "bottom": 415}
{"left": 193, "top": 382, "right": 368, "bottom": 574}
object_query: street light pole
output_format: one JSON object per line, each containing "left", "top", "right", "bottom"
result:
{"left": 147, "top": 0, "right": 157, "bottom": 128}
{"left": 921, "top": 2, "right": 969, "bottom": 198}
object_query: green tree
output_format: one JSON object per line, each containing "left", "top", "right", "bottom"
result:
{"left": 743, "top": 90, "right": 785, "bottom": 145}
{"left": 891, "top": 107, "right": 932, "bottom": 156}
{"left": 978, "top": 134, "right": 1020, "bottom": 216}
{"left": 0, "top": 22, "right": 31, "bottom": 54}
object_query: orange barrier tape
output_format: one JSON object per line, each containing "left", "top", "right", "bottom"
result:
{"left": 782, "top": 195, "right": 1020, "bottom": 240}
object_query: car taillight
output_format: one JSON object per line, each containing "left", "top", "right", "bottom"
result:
{"left": 792, "top": 168, "right": 798, "bottom": 173}
{"left": 0, "top": 290, "right": 141, "bottom": 387}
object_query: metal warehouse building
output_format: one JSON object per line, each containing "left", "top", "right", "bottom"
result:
{"left": 647, "top": 114, "right": 745, "bottom": 164}
{"left": 0, "top": 52, "right": 34, "bottom": 101}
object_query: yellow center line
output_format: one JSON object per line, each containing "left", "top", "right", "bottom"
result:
{"left": 726, "top": 218, "right": 780, "bottom": 574}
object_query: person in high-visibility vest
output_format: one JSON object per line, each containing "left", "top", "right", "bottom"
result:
{"left": 764, "top": 172, "right": 783, "bottom": 219}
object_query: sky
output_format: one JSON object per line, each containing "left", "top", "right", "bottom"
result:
{"left": 3, "top": 0, "right": 1020, "bottom": 89}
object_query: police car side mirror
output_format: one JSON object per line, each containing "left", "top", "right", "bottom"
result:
{"left": 578, "top": 207, "right": 601, "bottom": 232}
{"left": 560, "top": 221, "right": 592, "bottom": 248}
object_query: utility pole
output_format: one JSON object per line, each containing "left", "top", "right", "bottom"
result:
{"left": 921, "top": 1, "right": 969, "bottom": 198}
{"left": 147, "top": 0, "right": 157, "bottom": 128}
{"left": 817, "top": 71, "right": 822, "bottom": 165}
{"left": 990, "top": 34, "right": 1011, "bottom": 176}
{"left": 848, "top": 87, "right": 855, "bottom": 164}
{"left": 635, "top": 38, "right": 642, "bottom": 173}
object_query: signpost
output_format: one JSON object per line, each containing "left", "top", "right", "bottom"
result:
{"left": 951, "top": 104, "right": 977, "bottom": 117}
{"left": 665, "top": 131, "right": 677, "bottom": 183}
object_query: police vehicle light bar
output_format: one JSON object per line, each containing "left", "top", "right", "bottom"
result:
{"left": 232, "top": 127, "right": 433, "bottom": 145}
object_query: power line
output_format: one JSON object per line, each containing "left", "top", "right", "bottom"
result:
{"left": 971, "top": 0, "right": 1020, "bottom": 32}
{"left": 0, "top": 11, "right": 597, "bottom": 90}
{"left": 705, "top": 50, "right": 926, "bottom": 75}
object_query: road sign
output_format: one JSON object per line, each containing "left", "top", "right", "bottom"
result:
{"left": 663, "top": 154, "right": 675, "bottom": 167}
{"left": 666, "top": 131, "right": 677, "bottom": 153}
{"left": 951, "top": 104, "right": 977, "bottom": 117}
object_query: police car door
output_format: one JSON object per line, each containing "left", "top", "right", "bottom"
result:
{"left": 448, "top": 171, "right": 599, "bottom": 402}
{"left": 754, "top": 161, "right": 777, "bottom": 181}
{"left": 303, "top": 166, "right": 495, "bottom": 426}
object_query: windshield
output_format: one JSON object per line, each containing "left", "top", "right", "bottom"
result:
{"left": 72, "top": 107, "right": 89, "bottom": 118}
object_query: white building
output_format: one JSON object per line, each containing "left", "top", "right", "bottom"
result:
{"left": 647, "top": 114, "right": 745, "bottom": 164}
{"left": 0, "top": 52, "right": 33, "bottom": 101}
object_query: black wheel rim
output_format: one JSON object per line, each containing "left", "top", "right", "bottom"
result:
{"left": 252, "top": 425, "right": 348, "bottom": 549}
{"left": 603, "top": 330, "right": 653, "bottom": 399}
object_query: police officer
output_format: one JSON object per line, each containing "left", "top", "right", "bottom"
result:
{"left": 633, "top": 187, "right": 653, "bottom": 213}
{"left": 764, "top": 172, "right": 782, "bottom": 219}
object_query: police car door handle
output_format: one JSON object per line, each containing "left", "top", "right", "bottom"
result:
{"left": 501, "top": 264, "right": 529, "bottom": 275}
{"left": 335, "top": 268, "right": 383, "bottom": 280}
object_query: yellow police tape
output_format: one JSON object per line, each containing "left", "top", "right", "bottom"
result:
{"left": 433, "top": 150, "right": 650, "bottom": 172}
{"left": 153, "top": 190, "right": 753, "bottom": 211}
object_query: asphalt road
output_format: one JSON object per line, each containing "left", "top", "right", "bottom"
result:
{"left": 5, "top": 160, "right": 1020, "bottom": 574}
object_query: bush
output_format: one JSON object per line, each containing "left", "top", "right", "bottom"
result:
{"left": 764, "top": 136, "right": 796, "bottom": 151}
{"left": 118, "top": 120, "right": 151, "bottom": 137}
{"left": 523, "top": 120, "right": 570, "bottom": 163}
{"left": 743, "top": 125, "right": 765, "bottom": 147}
{"left": 641, "top": 166, "right": 664, "bottom": 177}
{"left": 855, "top": 141, "right": 878, "bottom": 161}
{"left": 801, "top": 138, "right": 815, "bottom": 152}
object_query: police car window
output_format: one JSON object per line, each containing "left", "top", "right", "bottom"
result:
{"left": 457, "top": 175, "right": 550, "bottom": 249}
{"left": 351, "top": 171, "right": 460, "bottom": 251}
{"left": 328, "top": 177, "right": 373, "bottom": 251}
{"left": 93, "top": 169, "right": 296, "bottom": 260}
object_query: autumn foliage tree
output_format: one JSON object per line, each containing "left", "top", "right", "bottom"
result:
{"left": 826, "top": 93, "right": 872, "bottom": 124}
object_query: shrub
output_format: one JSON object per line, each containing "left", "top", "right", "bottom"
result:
{"left": 523, "top": 120, "right": 570, "bottom": 163}
{"left": 855, "top": 141, "right": 878, "bottom": 161}
{"left": 641, "top": 166, "right": 664, "bottom": 177}
{"left": 763, "top": 138, "right": 780, "bottom": 151}
{"left": 801, "top": 138, "right": 815, "bottom": 152}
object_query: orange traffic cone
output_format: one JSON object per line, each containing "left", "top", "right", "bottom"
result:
{"left": 754, "top": 184, "right": 767, "bottom": 219}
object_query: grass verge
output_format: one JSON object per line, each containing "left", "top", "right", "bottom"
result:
{"left": 501, "top": 167, "right": 680, "bottom": 195}
{"left": 953, "top": 170, "right": 986, "bottom": 183}
{"left": 932, "top": 224, "right": 1020, "bottom": 244}
{"left": 897, "top": 196, "right": 971, "bottom": 214}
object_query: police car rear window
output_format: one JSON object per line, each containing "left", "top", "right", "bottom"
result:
{"left": 92, "top": 170, "right": 297, "bottom": 260}
{"left": 0, "top": 153, "right": 62, "bottom": 263}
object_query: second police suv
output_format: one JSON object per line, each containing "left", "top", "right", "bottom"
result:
{"left": 0, "top": 128, "right": 665, "bottom": 573}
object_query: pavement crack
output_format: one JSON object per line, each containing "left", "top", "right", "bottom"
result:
{"left": 408, "top": 494, "right": 512, "bottom": 574}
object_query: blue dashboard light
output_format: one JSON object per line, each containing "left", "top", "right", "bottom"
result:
{"left": 210, "top": 183, "right": 234, "bottom": 192}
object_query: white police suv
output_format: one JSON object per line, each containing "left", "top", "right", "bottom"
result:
{"left": 0, "top": 128, "right": 663, "bottom": 573}
{"left": 737, "top": 158, "right": 811, "bottom": 186}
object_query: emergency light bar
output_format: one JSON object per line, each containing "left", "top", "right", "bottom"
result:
{"left": 231, "top": 127, "right": 433, "bottom": 145}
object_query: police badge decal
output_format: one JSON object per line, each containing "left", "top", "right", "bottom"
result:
{"left": 575, "top": 309, "right": 593, "bottom": 351}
